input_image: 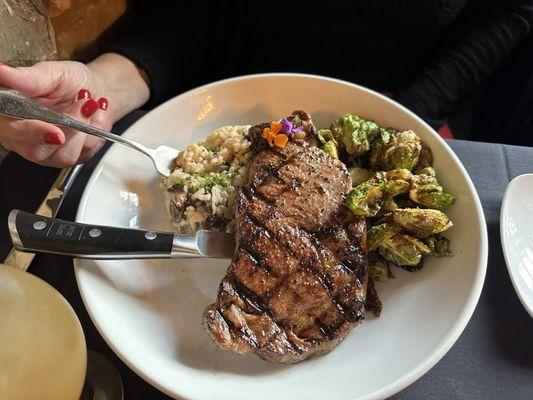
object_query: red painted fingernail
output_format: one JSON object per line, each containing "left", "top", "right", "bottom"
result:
{"left": 81, "top": 99, "right": 99, "bottom": 117}
{"left": 77, "top": 88, "right": 91, "bottom": 100}
{"left": 98, "top": 97, "right": 109, "bottom": 111}
{"left": 44, "top": 132, "right": 62, "bottom": 145}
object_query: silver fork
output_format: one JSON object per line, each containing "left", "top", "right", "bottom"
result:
{"left": 0, "top": 88, "right": 178, "bottom": 177}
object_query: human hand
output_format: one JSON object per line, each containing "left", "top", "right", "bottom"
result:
{"left": 0, "top": 60, "right": 114, "bottom": 167}
{"left": 0, "top": 53, "right": 150, "bottom": 167}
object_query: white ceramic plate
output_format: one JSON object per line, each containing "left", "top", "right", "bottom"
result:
{"left": 500, "top": 174, "right": 533, "bottom": 317}
{"left": 74, "top": 74, "right": 488, "bottom": 400}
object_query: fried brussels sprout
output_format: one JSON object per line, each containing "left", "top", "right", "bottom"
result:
{"left": 316, "top": 129, "right": 339, "bottom": 158}
{"left": 413, "top": 188, "right": 455, "bottom": 210}
{"left": 383, "top": 179, "right": 409, "bottom": 197}
{"left": 386, "top": 168, "right": 412, "bottom": 181}
{"left": 409, "top": 169, "right": 455, "bottom": 210}
{"left": 378, "top": 232, "right": 430, "bottom": 266}
{"left": 394, "top": 196, "right": 418, "bottom": 209}
{"left": 347, "top": 168, "right": 415, "bottom": 217}
{"left": 317, "top": 129, "right": 336, "bottom": 144}
{"left": 370, "top": 130, "right": 422, "bottom": 171}
{"left": 320, "top": 141, "right": 339, "bottom": 159}
{"left": 368, "top": 222, "right": 429, "bottom": 266}
{"left": 392, "top": 208, "right": 453, "bottom": 238}
{"left": 416, "top": 166, "right": 436, "bottom": 177}
{"left": 413, "top": 141, "right": 433, "bottom": 173}
{"left": 330, "top": 114, "right": 381, "bottom": 157}
{"left": 346, "top": 179, "right": 384, "bottom": 217}
{"left": 381, "top": 169, "right": 411, "bottom": 197}
{"left": 380, "top": 197, "right": 398, "bottom": 214}
{"left": 368, "top": 253, "right": 394, "bottom": 282}
{"left": 367, "top": 223, "right": 390, "bottom": 251}
{"left": 425, "top": 235, "right": 452, "bottom": 257}
{"left": 348, "top": 167, "right": 372, "bottom": 186}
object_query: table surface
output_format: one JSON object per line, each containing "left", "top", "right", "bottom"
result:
{"left": 0, "top": 112, "right": 532, "bottom": 400}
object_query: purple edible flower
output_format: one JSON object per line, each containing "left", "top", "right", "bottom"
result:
{"left": 279, "top": 118, "right": 304, "bottom": 138}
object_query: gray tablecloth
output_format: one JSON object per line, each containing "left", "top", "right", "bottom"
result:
{"left": 1, "top": 112, "right": 532, "bottom": 399}
{"left": 393, "top": 140, "right": 533, "bottom": 399}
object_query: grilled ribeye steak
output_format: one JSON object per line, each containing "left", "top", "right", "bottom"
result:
{"left": 203, "top": 111, "right": 368, "bottom": 363}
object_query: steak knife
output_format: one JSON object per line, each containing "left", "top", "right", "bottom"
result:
{"left": 8, "top": 210, "right": 235, "bottom": 260}
{"left": 3, "top": 165, "right": 82, "bottom": 270}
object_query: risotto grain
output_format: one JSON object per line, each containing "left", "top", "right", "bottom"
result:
{"left": 161, "top": 125, "right": 252, "bottom": 232}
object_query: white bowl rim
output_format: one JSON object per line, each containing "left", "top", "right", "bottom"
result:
{"left": 73, "top": 72, "right": 488, "bottom": 400}
{"left": 500, "top": 173, "right": 533, "bottom": 317}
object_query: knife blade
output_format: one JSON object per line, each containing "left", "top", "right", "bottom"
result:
{"left": 3, "top": 165, "right": 82, "bottom": 270}
{"left": 8, "top": 210, "right": 235, "bottom": 260}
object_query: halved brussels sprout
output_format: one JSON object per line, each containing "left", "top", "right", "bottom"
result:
{"left": 345, "top": 179, "right": 384, "bottom": 217}
{"left": 317, "top": 129, "right": 336, "bottom": 144}
{"left": 330, "top": 114, "right": 381, "bottom": 157}
{"left": 386, "top": 168, "right": 413, "bottom": 181}
{"left": 382, "top": 169, "right": 411, "bottom": 197}
{"left": 413, "top": 141, "right": 433, "bottom": 173}
{"left": 400, "top": 260, "right": 425, "bottom": 272}
{"left": 368, "top": 253, "right": 394, "bottom": 282}
{"left": 416, "top": 166, "right": 436, "bottom": 177}
{"left": 425, "top": 235, "right": 453, "bottom": 257}
{"left": 394, "top": 196, "right": 418, "bottom": 209}
{"left": 320, "top": 141, "right": 339, "bottom": 159}
{"left": 381, "top": 197, "right": 398, "bottom": 214}
{"left": 370, "top": 130, "right": 422, "bottom": 171}
{"left": 392, "top": 208, "right": 453, "bottom": 238}
{"left": 367, "top": 223, "right": 390, "bottom": 252}
{"left": 348, "top": 167, "right": 371, "bottom": 186}
{"left": 383, "top": 179, "right": 410, "bottom": 197}
{"left": 378, "top": 232, "right": 430, "bottom": 266}
{"left": 368, "top": 128, "right": 391, "bottom": 167}
{"left": 347, "top": 168, "right": 416, "bottom": 217}
{"left": 409, "top": 170, "right": 455, "bottom": 210}
{"left": 412, "top": 189, "right": 455, "bottom": 210}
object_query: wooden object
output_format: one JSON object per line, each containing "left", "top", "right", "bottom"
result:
{"left": 0, "top": 0, "right": 57, "bottom": 66}
{"left": 50, "top": 0, "right": 126, "bottom": 61}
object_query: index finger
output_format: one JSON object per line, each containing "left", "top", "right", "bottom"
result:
{"left": 0, "top": 63, "right": 51, "bottom": 97}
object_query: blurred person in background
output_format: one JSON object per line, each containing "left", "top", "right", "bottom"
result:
{"left": 1, "top": 0, "right": 532, "bottom": 168}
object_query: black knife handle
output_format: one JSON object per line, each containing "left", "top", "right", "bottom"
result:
{"left": 8, "top": 209, "right": 174, "bottom": 259}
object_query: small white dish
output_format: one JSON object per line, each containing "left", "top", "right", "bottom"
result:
{"left": 74, "top": 74, "right": 488, "bottom": 400}
{"left": 500, "top": 174, "right": 533, "bottom": 317}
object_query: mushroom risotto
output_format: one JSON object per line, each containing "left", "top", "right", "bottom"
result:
{"left": 161, "top": 125, "right": 252, "bottom": 233}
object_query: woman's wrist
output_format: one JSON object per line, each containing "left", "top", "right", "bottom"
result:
{"left": 88, "top": 53, "right": 150, "bottom": 123}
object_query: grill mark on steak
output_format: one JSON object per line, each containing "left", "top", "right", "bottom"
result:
{"left": 237, "top": 228, "right": 346, "bottom": 345}
{"left": 243, "top": 179, "right": 364, "bottom": 335}
{"left": 241, "top": 188, "right": 364, "bottom": 336}
{"left": 219, "top": 308, "right": 260, "bottom": 348}
{"left": 230, "top": 271, "right": 274, "bottom": 316}
{"left": 239, "top": 244, "right": 275, "bottom": 276}
{"left": 203, "top": 111, "right": 368, "bottom": 364}
{"left": 250, "top": 149, "right": 300, "bottom": 192}
{"left": 211, "top": 281, "right": 301, "bottom": 354}
{"left": 226, "top": 273, "right": 304, "bottom": 354}
{"left": 307, "top": 233, "right": 354, "bottom": 277}
{"left": 242, "top": 209, "right": 335, "bottom": 299}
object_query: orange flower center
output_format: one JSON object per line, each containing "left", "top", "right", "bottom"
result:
{"left": 262, "top": 121, "right": 288, "bottom": 149}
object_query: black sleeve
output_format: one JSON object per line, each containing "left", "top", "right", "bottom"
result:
{"left": 101, "top": 0, "right": 213, "bottom": 108}
{"left": 394, "top": 0, "right": 533, "bottom": 129}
